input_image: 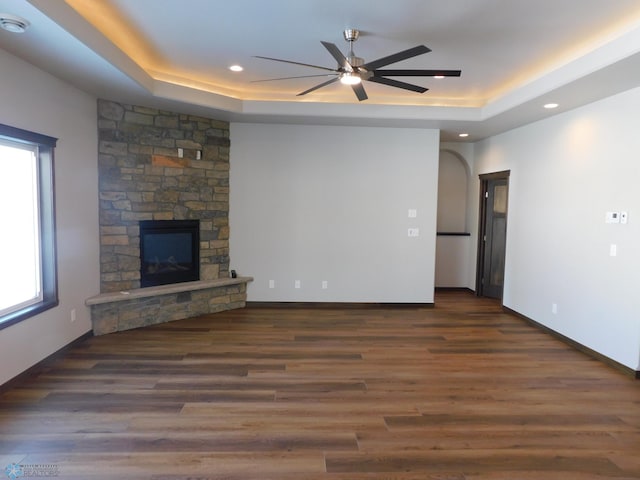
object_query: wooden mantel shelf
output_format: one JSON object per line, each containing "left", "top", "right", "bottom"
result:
{"left": 86, "top": 277, "right": 253, "bottom": 306}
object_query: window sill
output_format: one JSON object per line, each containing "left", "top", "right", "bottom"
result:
{"left": 0, "top": 299, "right": 59, "bottom": 331}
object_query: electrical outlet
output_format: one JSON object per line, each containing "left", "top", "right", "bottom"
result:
{"left": 408, "top": 228, "right": 420, "bottom": 237}
{"left": 322, "top": 280, "right": 328, "bottom": 289}
{"left": 268, "top": 280, "right": 275, "bottom": 289}
{"left": 551, "top": 303, "right": 557, "bottom": 315}
{"left": 295, "top": 280, "right": 301, "bottom": 289}
{"left": 70, "top": 308, "right": 76, "bottom": 322}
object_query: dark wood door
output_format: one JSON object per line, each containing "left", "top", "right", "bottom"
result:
{"left": 477, "top": 173, "right": 509, "bottom": 299}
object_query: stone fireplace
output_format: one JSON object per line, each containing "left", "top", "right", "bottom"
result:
{"left": 86, "top": 100, "right": 251, "bottom": 335}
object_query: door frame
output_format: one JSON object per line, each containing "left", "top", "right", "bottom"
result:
{"left": 476, "top": 170, "right": 510, "bottom": 298}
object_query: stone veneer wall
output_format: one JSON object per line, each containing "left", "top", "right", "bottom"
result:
{"left": 91, "top": 99, "right": 246, "bottom": 333}
{"left": 97, "top": 99, "right": 231, "bottom": 292}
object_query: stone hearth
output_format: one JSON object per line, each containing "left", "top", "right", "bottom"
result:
{"left": 86, "top": 277, "right": 252, "bottom": 335}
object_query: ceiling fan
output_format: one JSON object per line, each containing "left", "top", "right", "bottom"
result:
{"left": 254, "top": 29, "right": 461, "bottom": 101}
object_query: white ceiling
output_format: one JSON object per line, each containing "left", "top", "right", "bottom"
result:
{"left": 2, "top": 0, "right": 640, "bottom": 140}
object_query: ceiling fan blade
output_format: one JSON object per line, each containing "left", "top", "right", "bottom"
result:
{"left": 320, "top": 41, "right": 350, "bottom": 69}
{"left": 374, "top": 69, "right": 461, "bottom": 77}
{"left": 352, "top": 82, "right": 368, "bottom": 101}
{"left": 254, "top": 55, "right": 337, "bottom": 72}
{"left": 362, "top": 45, "right": 432, "bottom": 70}
{"left": 367, "top": 76, "right": 428, "bottom": 93}
{"left": 297, "top": 77, "right": 340, "bottom": 96}
{"left": 252, "top": 74, "right": 337, "bottom": 83}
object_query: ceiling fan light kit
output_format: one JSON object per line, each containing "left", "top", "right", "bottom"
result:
{"left": 340, "top": 72, "right": 361, "bottom": 85}
{"left": 255, "top": 28, "right": 461, "bottom": 101}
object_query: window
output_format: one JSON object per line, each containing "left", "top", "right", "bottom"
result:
{"left": 0, "top": 123, "right": 58, "bottom": 329}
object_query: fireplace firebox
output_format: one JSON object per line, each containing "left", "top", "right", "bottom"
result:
{"left": 139, "top": 220, "right": 199, "bottom": 287}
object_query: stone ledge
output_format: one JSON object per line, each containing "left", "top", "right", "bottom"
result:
{"left": 86, "top": 277, "right": 253, "bottom": 306}
{"left": 87, "top": 276, "right": 253, "bottom": 335}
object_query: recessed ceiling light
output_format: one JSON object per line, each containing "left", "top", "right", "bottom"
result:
{"left": 229, "top": 65, "right": 243, "bottom": 72}
{"left": 0, "top": 13, "right": 30, "bottom": 33}
{"left": 544, "top": 103, "right": 559, "bottom": 109}
{"left": 458, "top": 133, "right": 469, "bottom": 138}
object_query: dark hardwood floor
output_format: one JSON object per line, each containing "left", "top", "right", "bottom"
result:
{"left": 1, "top": 290, "right": 639, "bottom": 479}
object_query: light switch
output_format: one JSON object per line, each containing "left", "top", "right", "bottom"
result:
{"left": 408, "top": 209, "right": 417, "bottom": 218}
{"left": 610, "top": 244, "right": 617, "bottom": 257}
{"left": 295, "top": 280, "right": 301, "bottom": 289}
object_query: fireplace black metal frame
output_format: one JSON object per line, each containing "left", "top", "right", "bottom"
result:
{"left": 139, "top": 220, "right": 200, "bottom": 288}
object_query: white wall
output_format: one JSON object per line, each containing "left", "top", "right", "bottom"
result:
{"left": 435, "top": 235, "right": 471, "bottom": 288}
{"left": 474, "top": 87, "right": 640, "bottom": 370}
{"left": 0, "top": 49, "right": 99, "bottom": 385}
{"left": 230, "top": 123, "right": 439, "bottom": 303}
